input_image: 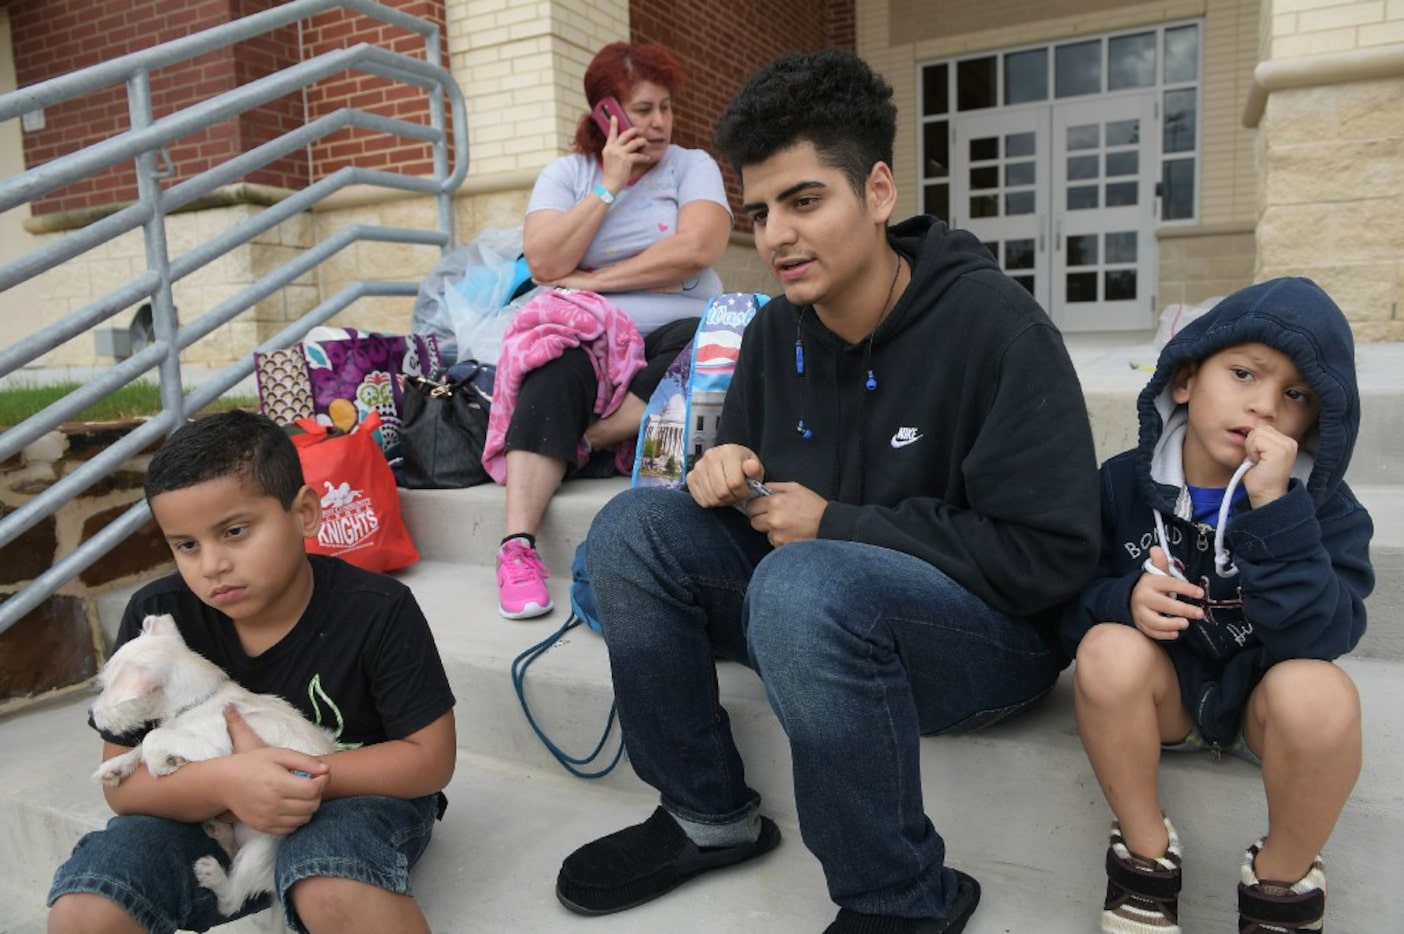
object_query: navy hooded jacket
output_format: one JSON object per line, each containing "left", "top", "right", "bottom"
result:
{"left": 1060, "top": 277, "right": 1374, "bottom": 745}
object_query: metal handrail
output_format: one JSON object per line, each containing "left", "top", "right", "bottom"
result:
{"left": 0, "top": 0, "right": 468, "bottom": 634}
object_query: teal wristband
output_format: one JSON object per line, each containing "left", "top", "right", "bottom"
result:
{"left": 592, "top": 182, "right": 616, "bottom": 205}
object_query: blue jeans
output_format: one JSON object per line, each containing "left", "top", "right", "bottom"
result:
{"left": 48, "top": 794, "right": 441, "bottom": 933}
{"left": 588, "top": 488, "right": 1064, "bottom": 918}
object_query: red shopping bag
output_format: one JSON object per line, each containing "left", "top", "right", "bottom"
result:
{"left": 291, "top": 410, "right": 419, "bottom": 572}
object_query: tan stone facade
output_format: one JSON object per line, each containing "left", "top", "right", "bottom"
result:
{"left": 1250, "top": 2, "right": 1404, "bottom": 338}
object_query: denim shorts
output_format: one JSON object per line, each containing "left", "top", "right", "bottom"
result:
{"left": 48, "top": 793, "right": 442, "bottom": 933}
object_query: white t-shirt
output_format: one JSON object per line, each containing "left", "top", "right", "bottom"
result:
{"left": 526, "top": 145, "right": 730, "bottom": 334}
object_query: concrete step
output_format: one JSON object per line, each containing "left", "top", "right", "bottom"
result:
{"left": 4, "top": 625, "right": 1401, "bottom": 931}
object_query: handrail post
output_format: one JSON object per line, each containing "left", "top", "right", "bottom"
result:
{"left": 425, "top": 24, "right": 454, "bottom": 249}
{"left": 126, "top": 70, "right": 186, "bottom": 428}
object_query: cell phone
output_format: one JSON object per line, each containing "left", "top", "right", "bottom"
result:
{"left": 592, "top": 96, "right": 631, "bottom": 136}
{"left": 747, "top": 478, "right": 773, "bottom": 497}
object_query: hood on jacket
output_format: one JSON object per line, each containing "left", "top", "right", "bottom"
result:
{"left": 871, "top": 216, "right": 1004, "bottom": 347}
{"left": 1135, "top": 277, "right": 1359, "bottom": 511}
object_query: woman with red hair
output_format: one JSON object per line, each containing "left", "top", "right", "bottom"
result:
{"left": 494, "top": 42, "right": 732, "bottom": 619}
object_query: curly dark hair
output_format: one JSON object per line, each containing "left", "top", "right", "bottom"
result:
{"left": 713, "top": 49, "right": 897, "bottom": 197}
{"left": 145, "top": 409, "right": 305, "bottom": 510}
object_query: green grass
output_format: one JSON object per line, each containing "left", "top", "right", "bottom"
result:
{"left": 0, "top": 380, "right": 256, "bottom": 428}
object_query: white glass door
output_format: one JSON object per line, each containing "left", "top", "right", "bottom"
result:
{"left": 952, "top": 110, "right": 1050, "bottom": 307}
{"left": 1051, "top": 93, "right": 1160, "bottom": 330}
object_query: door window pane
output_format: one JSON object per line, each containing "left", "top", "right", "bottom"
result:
{"left": 1005, "top": 239, "right": 1035, "bottom": 270}
{"left": 1067, "top": 155, "right": 1098, "bottom": 181}
{"left": 1006, "top": 132, "right": 1035, "bottom": 158}
{"left": 958, "top": 57, "right": 996, "bottom": 111}
{"left": 924, "top": 183, "right": 950, "bottom": 221}
{"left": 1055, "top": 40, "right": 1101, "bottom": 98}
{"left": 1162, "top": 158, "right": 1195, "bottom": 220}
{"left": 1067, "top": 124, "right": 1099, "bottom": 150}
{"left": 1067, "top": 235, "right": 1098, "bottom": 266}
{"left": 1067, "top": 272, "right": 1098, "bottom": 302}
{"left": 1165, "top": 25, "right": 1199, "bottom": 83}
{"left": 1109, "top": 33, "right": 1155, "bottom": 90}
{"left": 1006, "top": 191, "right": 1035, "bottom": 215}
{"left": 970, "top": 194, "right": 1000, "bottom": 218}
{"left": 1106, "top": 119, "right": 1140, "bottom": 146}
{"left": 1013, "top": 276, "right": 1035, "bottom": 295}
{"left": 922, "top": 64, "right": 949, "bottom": 116}
{"left": 1105, "top": 232, "right": 1137, "bottom": 263}
{"left": 1005, "top": 49, "right": 1048, "bottom": 105}
{"left": 1105, "top": 181, "right": 1138, "bottom": 206}
{"left": 971, "top": 166, "right": 999, "bottom": 189}
{"left": 1105, "top": 270, "right": 1137, "bottom": 301}
{"left": 1163, "top": 89, "right": 1197, "bottom": 152}
{"left": 1067, "top": 186, "right": 1098, "bottom": 210}
{"left": 1106, "top": 151, "right": 1138, "bottom": 177}
{"left": 1006, "top": 161, "right": 1035, "bottom": 186}
{"left": 924, "top": 121, "right": 950, "bottom": 178}
{"left": 970, "top": 136, "right": 999, "bottom": 161}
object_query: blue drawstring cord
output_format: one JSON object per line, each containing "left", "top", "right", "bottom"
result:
{"left": 510, "top": 614, "right": 624, "bottom": 779}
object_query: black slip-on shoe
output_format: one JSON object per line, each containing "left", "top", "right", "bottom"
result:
{"left": 824, "top": 869, "right": 982, "bottom": 934}
{"left": 556, "top": 806, "right": 782, "bottom": 916}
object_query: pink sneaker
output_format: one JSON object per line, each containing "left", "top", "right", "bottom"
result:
{"left": 497, "top": 538, "right": 553, "bottom": 619}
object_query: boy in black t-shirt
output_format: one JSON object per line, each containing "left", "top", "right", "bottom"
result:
{"left": 49, "top": 410, "right": 457, "bottom": 934}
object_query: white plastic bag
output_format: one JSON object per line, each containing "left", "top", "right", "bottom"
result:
{"left": 1153, "top": 296, "right": 1223, "bottom": 350}
{"left": 412, "top": 227, "right": 528, "bottom": 364}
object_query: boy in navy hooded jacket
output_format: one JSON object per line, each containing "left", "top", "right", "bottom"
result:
{"left": 1061, "top": 277, "right": 1374, "bottom": 934}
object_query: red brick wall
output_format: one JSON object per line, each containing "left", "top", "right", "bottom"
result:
{"left": 630, "top": 0, "right": 855, "bottom": 226}
{"left": 12, "top": 0, "right": 446, "bottom": 218}
{"left": 301, "top": 0, "right": 449, "bottom": 179}
{"left": 12, "top": 0, "right": 842, "bottom": 219}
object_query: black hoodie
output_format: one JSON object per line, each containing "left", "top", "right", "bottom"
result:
{"left": 717, "top": 215, "right": 1100, "bottom": 631}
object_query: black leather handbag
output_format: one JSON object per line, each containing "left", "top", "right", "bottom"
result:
{"left": 398, "top": 365, "right": 493, "bottom": 489}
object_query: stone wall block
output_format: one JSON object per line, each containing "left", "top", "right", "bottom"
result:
{"left": 0, "top": 593, "right": 98, "bottom": 703}
{"left": 21, "top": 430, "right": 67, "bottom": 465}
{"left": 1264, "top": 139, "right": 1402, "bottom": 206}
{"left": 62, "top": 420, "right": 158, "bottom": 462}
{"left": 1337, "top": 80, "right": 1404, "bottom": 140}
{"left": 69, "top": 468, "right": 146, "bottom": 501}
{"left": 0, "top": 507, "right": 58, "bottom": 586}
{"left": 1262, "top": 86, "right": 1341, "bottom": 146}
{"left": 77, "top": 507, "right": 170, "bottom": 589}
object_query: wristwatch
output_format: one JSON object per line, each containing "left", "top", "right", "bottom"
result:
{"left": 592, "top": 182, "right": 616, "bottom": 205}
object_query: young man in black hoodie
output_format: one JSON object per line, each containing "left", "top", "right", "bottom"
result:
{"left": 555, "top": 49, "right": 1100, "bottom": 933}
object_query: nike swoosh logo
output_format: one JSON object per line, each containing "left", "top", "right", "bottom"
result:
{"left": 890, "top": 433, "right": 923, "bottom": 448}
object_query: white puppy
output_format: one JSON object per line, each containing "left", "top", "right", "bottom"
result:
{"left": 91, "top": 613, "right": 336, "bottom": 919}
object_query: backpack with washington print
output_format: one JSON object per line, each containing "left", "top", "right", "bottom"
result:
{"left": 511, "top": 293, "right": 767, "bottom": 780}
{"left": 632, "top": 292, "right": 768, "bottom": 489}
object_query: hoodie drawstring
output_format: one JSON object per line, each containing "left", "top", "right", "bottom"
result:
{"left": 1144, "top": 459, "right": 1254, "bottom": 581}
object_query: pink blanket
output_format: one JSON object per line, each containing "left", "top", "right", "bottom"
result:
{"left": 483, "top": 289, "right": 646, "bottom": 483}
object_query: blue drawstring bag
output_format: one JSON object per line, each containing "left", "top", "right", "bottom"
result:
{"left": 510, "top": 541, "right": 620, "bottom": 778}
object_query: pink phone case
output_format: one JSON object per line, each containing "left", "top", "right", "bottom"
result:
{"left": 592, "top": 97, "right": 631, "bottom": 135}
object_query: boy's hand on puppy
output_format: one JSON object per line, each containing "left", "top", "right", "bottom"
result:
{"left": 221, "top": 705, "right": 330, "bottom": 834}
{"left": 1242, "top": 424, "right": 1297, "bottom": 506}
{"left": 1131, "top": 546, "right": 1204, "bottom": 640}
